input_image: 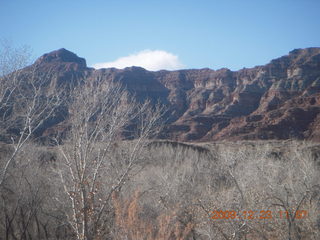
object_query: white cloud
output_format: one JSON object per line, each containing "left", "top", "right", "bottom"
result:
{"left": 92, "top": 50, "right": 184, "bottom": 71}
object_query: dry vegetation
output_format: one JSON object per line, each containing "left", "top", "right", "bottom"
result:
{"left": 0, "top": 140, "right": 319, "bottom": 240}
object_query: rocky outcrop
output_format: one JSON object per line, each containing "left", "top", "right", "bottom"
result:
{"left": 35, "top": 48, "right": 87, "bottom": 68}
{"left": 8, "top": 47, "right": 320, "bottom": 142}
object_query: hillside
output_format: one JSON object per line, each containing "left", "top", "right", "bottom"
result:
{"left": 4, "top": 47, "right": 320, "bottom": 142}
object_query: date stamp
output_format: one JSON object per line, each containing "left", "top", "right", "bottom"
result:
{"left": 211, "top": 210, "right": 308, "bottom": 220}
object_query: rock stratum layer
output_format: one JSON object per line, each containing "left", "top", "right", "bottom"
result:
{"left": 9, "top": 48, "right": 320, "bottom": 141}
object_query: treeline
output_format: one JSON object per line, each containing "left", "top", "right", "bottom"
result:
{"left": 1, "top": 140, "right": 320, "bottom": 240}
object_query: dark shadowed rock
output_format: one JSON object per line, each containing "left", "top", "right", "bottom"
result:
{"left": 35, "top": 48, "right": 87, "bottom": 68}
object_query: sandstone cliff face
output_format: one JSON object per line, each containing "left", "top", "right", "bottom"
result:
{"left": 15, "top": 48, "right": 320, "bottom": 141}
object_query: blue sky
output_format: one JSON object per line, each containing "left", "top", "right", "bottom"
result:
{"left": 1, "top": 0, "right": 320, "bottom": 71}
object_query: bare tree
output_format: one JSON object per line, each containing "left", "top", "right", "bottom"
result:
{"left": 263, "top": 141, "right": 320, "bottom": 240}
{"left": 0, "top": 41, "right": 31, "bottom": 134}
{"left": 0, "top": 144, "right": 56, "bottom": 240}
{"left": 0, "top": 71, "right": 61, "bottom": 187}
{"left": 52, "top": 79, "right": 165, "bottom": 240}
{"left": 0, "top": 42, "right": 33, "bottom": 187}
{"left": 0, "top": 41, "right": 63, "bottom": 187}
{"left": 0, "top": 42, "right": 65, "bottom": 240}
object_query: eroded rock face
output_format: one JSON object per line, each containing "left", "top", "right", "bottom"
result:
{"left": 10, "top": 47, "right": 320, "bottom": 141}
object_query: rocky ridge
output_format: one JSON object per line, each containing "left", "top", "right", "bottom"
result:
{"left": 10, "top": 48, "right": 320, "bottom": 141}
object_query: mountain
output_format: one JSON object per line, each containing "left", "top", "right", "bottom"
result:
{"left": 6, "top": 48, "right": 320, "bottom": 141}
